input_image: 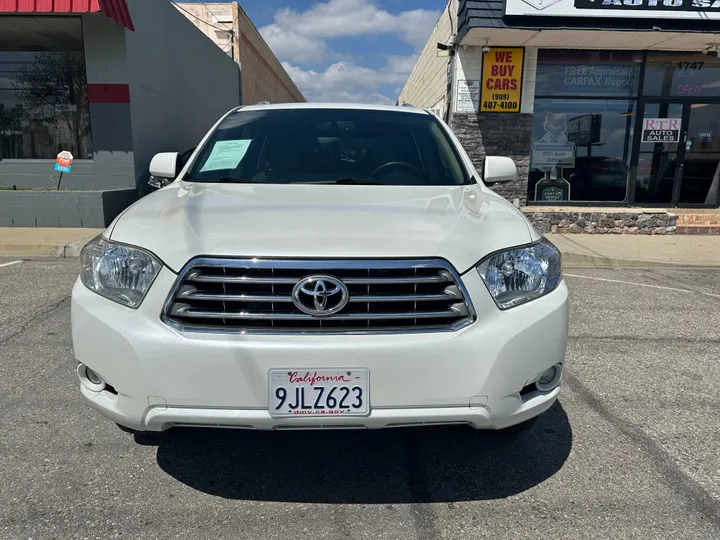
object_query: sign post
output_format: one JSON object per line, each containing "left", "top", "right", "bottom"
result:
{"left": 480, "top": 48, "right": 524, "bottom": 113}
{"left": 54, "top": 151, "right": 73, "bottom": 191}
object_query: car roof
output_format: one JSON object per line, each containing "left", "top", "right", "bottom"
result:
{"left": 235, "top": 102, "right": 431, "bottom": 115}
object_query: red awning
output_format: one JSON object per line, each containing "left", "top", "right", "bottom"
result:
{"left": 0, "top": 0, "right": 134, "bottom": 30}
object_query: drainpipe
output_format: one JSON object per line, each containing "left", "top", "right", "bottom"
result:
{"left": 443, "top": 0, "right": 458, "bottom": 125}
{"left": 444, "top": 45, "right": 457, "bottom": 125}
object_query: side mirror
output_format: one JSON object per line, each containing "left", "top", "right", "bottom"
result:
{"left": 483, "top": 156, "right": 517, "bottom": 185}
{"left": 149, "top": 152, "right": 181, "bottom": 181}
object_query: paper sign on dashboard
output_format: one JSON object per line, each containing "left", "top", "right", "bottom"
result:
{"left": 199, "top": 139, "right": 252, "bottom": 172}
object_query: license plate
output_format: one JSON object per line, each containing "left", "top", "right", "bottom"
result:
{"left": 268, "top": 369, "right": 370, "bottom": 417}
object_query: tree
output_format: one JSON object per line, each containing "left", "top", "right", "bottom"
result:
{"left": 0, "top": 103, "right": 25, "bottom": 159}
{"left": 12, "top": 51, "right": 90, "bottom": 158}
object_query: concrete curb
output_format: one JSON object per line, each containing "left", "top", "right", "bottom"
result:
{"left": 0, "top": 237, "right": 95, "bottom": 259}
{"left": 562, "top": 253, "right": 720, "bottom": 268}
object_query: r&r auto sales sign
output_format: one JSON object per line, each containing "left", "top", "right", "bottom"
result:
{"left": 506, "top": 0, "right": 720, "bottom": 19}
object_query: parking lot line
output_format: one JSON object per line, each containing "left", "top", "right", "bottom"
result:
{"left": 565, "top": 272, "right": 720, "bottom": 298}
{"left": 0, "top": 260, "right": 23, "bottom": 268}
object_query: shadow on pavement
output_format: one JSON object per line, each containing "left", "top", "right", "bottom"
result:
{"left": 144, "top": 401, "right": 572, "bottom": 503}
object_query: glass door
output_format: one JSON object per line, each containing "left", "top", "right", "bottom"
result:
{"left": 633, "top": 102, "right": 685, "bottom": 205}
{"left": 679, "top": 104, "right": 720, "bottom": 206}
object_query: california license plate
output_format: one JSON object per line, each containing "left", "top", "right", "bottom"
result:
{"left": 268, "top": 369, "right": 370, "bottom": 417}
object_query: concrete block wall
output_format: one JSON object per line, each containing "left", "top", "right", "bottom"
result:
{"left": 0, "top": 189, "right": 135, "bottom": 228}
{"left": 82, "top": 13, "right": 136, "bottom": 191}
{"left": 397, "top": 0, "right": 457, "bottom": 115}
{"left": 450, "top": 46, "right": 537, "bottom": 115}
{"left": 521, "top": 48, "right": 538, "bottom": 115}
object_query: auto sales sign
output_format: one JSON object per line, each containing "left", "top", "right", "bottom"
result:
{"left": 506, "top": 0, "right": 720, "bottom": 19}
{"left": 642, "top": 118, "right": 682, "bottom": 142}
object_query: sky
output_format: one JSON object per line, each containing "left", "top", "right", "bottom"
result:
{"left": 194, "top": 0, "right": 444, "bottom": 104}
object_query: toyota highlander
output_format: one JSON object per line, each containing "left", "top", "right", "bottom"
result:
{"left": 71, "top": 103, "right": 568, "bottom": 435}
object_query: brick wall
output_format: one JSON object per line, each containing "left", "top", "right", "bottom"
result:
{"left": 236, "top": 4, "right": 305, "bottom": 104}
{"left": 451, "top": 113, "right": 533, "bottom": 204}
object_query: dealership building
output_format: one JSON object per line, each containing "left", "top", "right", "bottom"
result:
{"left": 0, "top": 0, "right": 302, "bottom": 228}
{"left": 401, "top": 0, "right": 720, "bottom": 231}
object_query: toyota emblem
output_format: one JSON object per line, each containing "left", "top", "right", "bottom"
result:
{"left": 292, "top": 275, "right": 349, "bottom": 317}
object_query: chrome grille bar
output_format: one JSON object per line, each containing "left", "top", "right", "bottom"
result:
{"left": 170, "top": 306, "right": 469, "bottom": 321}
{"left": 162, "top": 258, "right": 476, "bottom": 334}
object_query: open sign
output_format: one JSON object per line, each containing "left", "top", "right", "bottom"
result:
{"left": 56, "top": 151, "right": 74, "bottom": 167}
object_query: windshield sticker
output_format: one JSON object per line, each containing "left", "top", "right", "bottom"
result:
{"left": 199, "top": 140, "right": 252, "bottom": 172}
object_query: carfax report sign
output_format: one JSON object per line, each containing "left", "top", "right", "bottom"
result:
{"left": 506, "top": 0, "right": 720, "bottom": 19}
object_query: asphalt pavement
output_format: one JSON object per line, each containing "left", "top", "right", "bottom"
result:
{"left": 1, "top": 257, "right": 719, "bottom": 539}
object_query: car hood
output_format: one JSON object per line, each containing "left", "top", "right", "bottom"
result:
{"left": 109, "top": 182, "right": 534, "bottom": 273}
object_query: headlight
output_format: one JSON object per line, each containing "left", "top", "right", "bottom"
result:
{"left": 477, "top": 238, "right": 562, "bottom": 310}
{"left": 80, "top": 236, "right": 162, "bottom": 309}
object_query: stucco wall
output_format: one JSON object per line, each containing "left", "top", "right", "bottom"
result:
{"left": 171, "top": 3, "right": 235, "bottom": 59}
{"left": 173, "top": 1, "right": 304, "bottom": 105}
{"left": 124, "top": 0, "right": 242, "bottom": 192}
{"left": 397, "top": 0, "right": 457, "bottom": 116}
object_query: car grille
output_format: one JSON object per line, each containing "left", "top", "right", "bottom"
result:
{"left": 162, "top": 258, "right": 475, "bottom": 334}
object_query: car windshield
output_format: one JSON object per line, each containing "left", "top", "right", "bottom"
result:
{"left": 186, "top": 108, "right": 469, "bottom": 186}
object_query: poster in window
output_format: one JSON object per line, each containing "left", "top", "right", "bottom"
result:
{"left": 532, "top": 112, "right": 576, "bottom": 170}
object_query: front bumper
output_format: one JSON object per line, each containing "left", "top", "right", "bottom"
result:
{"left": 71, "top": 267, "right": 569, "bottom": 432}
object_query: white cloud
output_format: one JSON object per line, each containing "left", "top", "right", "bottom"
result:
{"left": 260, "top": 0, "right": 439, "bottom": 63}
{"left": 282, "top": 53, "right": 418, "bottom": 104}
{"left": 259, "top": 24, "right": 328, "bottom": 65}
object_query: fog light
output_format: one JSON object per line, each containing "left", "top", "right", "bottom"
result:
{"left": 85, "top": 367, "right": 103, "bottom": 385}
{"left": 535, "top": 364, "right": 562, "bottom": 392}
{"left": 77, "top": 363, "right": 106, "bottom": 392}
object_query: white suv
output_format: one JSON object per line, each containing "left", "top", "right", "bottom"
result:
{"left": 72, "top": 103, "right": 568, "bottom": 435}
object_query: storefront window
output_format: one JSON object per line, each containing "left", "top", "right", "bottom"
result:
{"left": 681, "top": 104, "right": 720, "bottom": 205}
{"left": 529, "top": 100, "right": 635, "bottom": 203}
{"left": 0, "top": 18, "right": 92, "bottom": 160}
{"left": 644, "top": 53, "right": 720, "bottom": 99}
{"left": 531, "top": 49, "right": 720, "bottom": 207}
{"left": 530, "top": 51, "right": 640, "bottom": 203}
{"left": 535, "top": 50, "right": 641, "bottom": 98}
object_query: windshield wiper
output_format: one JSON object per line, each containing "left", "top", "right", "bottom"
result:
{"left": 294, "top": 178, "right": 380, "bottom": 185}
{"left": 183, "top": 175, "right": 238, "bottom": 183}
